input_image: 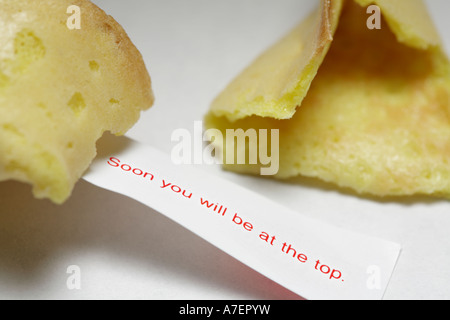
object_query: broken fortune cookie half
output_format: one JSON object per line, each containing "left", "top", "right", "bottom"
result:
{"left": 205, "top": 0, "right": 450, "bottom": 198}
{"left": 0, "top": 0, "right": 154, "bottom": 204}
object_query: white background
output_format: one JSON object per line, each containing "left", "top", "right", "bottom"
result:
{"left": 0, "top": 0, "right": 450, "bottom": 300}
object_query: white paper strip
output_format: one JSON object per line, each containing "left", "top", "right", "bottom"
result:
{"left": 82, "top": 135, "right": 401, "bottom": 300}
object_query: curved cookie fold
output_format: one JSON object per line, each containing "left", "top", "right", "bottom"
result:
{"left": 209, "top": 0, "right": 345, "bottom": 121}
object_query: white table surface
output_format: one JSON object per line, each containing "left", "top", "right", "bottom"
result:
{"left": 1, "top": 0, "right": 450, "bottom": 300}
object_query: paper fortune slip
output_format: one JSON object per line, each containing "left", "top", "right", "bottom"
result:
{"left": 82, "top": 135, "right": 401, "bottom": 300}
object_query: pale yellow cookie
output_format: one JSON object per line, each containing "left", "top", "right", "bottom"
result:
{"left": 209, "top": 0, "right": 345, "bottom": 121}
{"left": 206, "top": 0, "right": 450, "bottom": 198}
{"left": 0, "top": 0, "right": 154, "bottom": 203}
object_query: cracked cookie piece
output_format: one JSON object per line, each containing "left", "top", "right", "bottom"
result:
{"left": 0, "top": 0, "right": 154, "bottom": 203}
